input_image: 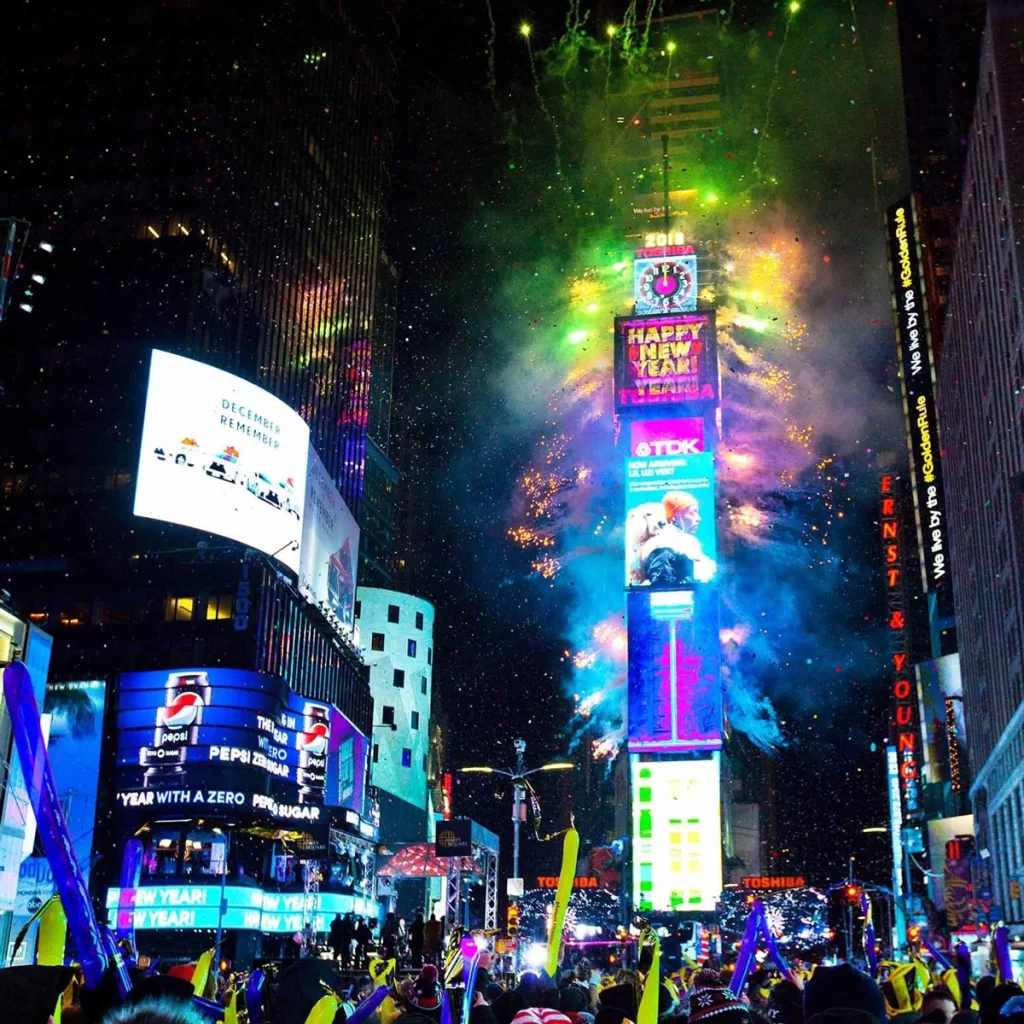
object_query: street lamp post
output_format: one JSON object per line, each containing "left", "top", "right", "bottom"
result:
{"left": 459, "top": 738, "right": 574, "bottom": 968}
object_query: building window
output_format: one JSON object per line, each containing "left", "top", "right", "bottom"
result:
{"left": 388, "top": 604, "right": 400, "bottom": 624}
{"left": 382, "top": 706, "right": 395, "bottom": 726}
{"left": 355, "top": 601, "right": 361, "bottom": 618}
{"left": 411, "top": 711, "right": 420, "bottom": 730}
{"left": 165, "top": 596, "right": 194, "bottom": 622}
{"left": 393, "top": 668, "right": 405, "bottom": 688}
{"left": 373, "top": 744, "right": 379, "bottom": 764}
{"left": 408, "top": 638, "right": 417, "bottom": 658}
{"left": 401, "top": 748, "right": 412, "bottom": 768}
{"left": 371, "top": 632, "right": 385, "bottom": 651}
{"left": 416, "top": 611, "right": 424, "bottom": 630}
{"left": 421, "top": 676, "right": 428, "bottom": 695}
{"left": 427, "top": 647, "right": 432, "bottom": 666}
{"left": 205, "top": 595, "right": 233, "bottom": 621}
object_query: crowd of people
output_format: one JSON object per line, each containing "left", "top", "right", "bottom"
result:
{"left": 9, "top": 945, "right": 1024, "bottom": 1024}
{"left": 327, "top": 912, "right": 447, "bottom": 969}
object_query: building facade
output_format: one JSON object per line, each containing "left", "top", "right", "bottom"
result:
{"left": 357, "top": 587, "right": 435, "bottom": 836}
{"left": 0, "top": 0, "right": 400, "bottom": 961}
{"left": 939, "top": 0, "right": 1024, "bottom": 926}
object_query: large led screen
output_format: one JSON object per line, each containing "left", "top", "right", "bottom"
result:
{"left": 627, "top": 588, "right": 722, "bottom": 752}
{"left": 629, "top": 418, "right": 705, "bottom": 456}
{"left": 626, "top": 450, "right": 716, "bottom": 589}
{"left": 299, "top": 444, "right": 359, "bottom": 638}
{"left": 114, "top": 667, "right": 367, "bottom": 823}
{"left": 631, "top": 755, "right": 722, "bottom": 913}
{"left": 614, "top": 313, "right": 718, "bottom": 412}
{"left": 134, "top": 350, "right": 310, "bottom": 572}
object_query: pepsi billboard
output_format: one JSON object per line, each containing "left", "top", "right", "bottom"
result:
{"left": 115, "top": 668, "right": 368, "bottom": 825}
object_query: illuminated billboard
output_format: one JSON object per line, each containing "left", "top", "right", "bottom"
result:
{"left": 886, "top": 199, "right": 950, "bottom": 598}
{"left": 629, "top": 418, "right": 705, "bottom": 456}
{"left": 626, "top": 450, "right": 716, "bottom": 589}
{"left": 115, "top": 667, "right": 367, "bottom": 823}
{"left": 105, "top": 884, "right": 376, "bottom": 933}
{"left": 634, "top": 251, "right": 698, "bottom": 315}
{"left": 134, "top": 350, "right": 310, "bottom": 572}
{"left": 631, "top": 754, "right": 722, "bottom": 913}
{"left": 627, "top": 588, "right": 722, "bottom": 752}
{"left": 614, "top": 313, "right": 717, "bottom": 412}
{"left": 299, "top": 444, "right": 359, "bottom": 638}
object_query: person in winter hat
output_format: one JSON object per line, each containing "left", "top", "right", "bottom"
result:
{"left": 767, "top": 980, "right": 805, "bottom": 1024}
{"left": 804, "top": 964, "right": 887, "bottom": 1024}
{"left": 687, "top": 969, "right": 751, "bottom": 1024}
{"left": 403, "top": 964, "right": 443, "bottom": 1016}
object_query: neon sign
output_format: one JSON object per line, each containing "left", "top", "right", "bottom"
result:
{"left": 880, "top": 474, "right": 921, "bottom": 822}
{"left": 886, "top": 199, "right": 951, "bottom": 597}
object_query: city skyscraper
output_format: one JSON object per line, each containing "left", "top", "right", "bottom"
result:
{"left": 0, "top": 0, "right": 400, "bottom": 689}
{"left": 939, "top": 0, "right": 1024, "bottom": 926}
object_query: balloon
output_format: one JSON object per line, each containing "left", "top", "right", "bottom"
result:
{"left": 637, "top": 932, "right": 661, "bottom": 1024}
{"left": 114, "top": 839, "right": 144, "bottom": 963}
{"left": 2, "top": 663, "right": 109, "bottom": 989}
{"left": 247, "top": 968, "right": 266, "bottom": 1024}
{"left": 545, "top": 827, "right": 579, "bottom": 977}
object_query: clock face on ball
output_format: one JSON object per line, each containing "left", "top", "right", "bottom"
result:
{"left": 634, "top": 254, "right": 697, "bottom": 314}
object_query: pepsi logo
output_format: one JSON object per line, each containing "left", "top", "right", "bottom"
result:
{"left": 162, "top": 691, "right": 204, "bottom": 728}
{"left": 301, "top": 721, "right": 330, "bottom": 755}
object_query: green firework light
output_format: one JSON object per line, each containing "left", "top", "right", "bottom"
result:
{"left": 468, "top": 1, "right": 910, "bottom": 753}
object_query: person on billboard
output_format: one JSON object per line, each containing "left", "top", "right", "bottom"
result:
{"left": 637, "top": 491, "right": 716, "bottom": 587}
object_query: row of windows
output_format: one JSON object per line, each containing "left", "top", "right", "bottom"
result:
{"left": 354, "top": 600, "right": 425, "bottom": 631}
{"left": 372, "top": 744, "right": 427, "bottom": 771}
{"left": 165, "top": 594, "right": 235, "bottom": 622}
{"left": 367, "top": 631, "right": 432, "bottom": 665}
{"left": 381, "top": 705, "right": 420, "bottom": 730}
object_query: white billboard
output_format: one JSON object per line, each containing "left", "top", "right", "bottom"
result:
{"left": 299, "top": 445, "right": 359, "bottom": 638}
{"left": 134, "top": 350, "right": 309, "bottom": 571}
{"left": 632, "top": 754, "right": 722, "bottom": 913}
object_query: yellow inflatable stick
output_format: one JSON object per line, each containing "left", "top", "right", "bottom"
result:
{"left": 38, "top": 898, "right": 68, "bottom": 1024}
{"left": 191, "top": 949, "right": 215, "bottom": 1001}
{"left": 637, "top": 931, "right": 661, "bottom": 1024}
{"left": 305, "top": 994, "right": 341, "bottom": 1024}
{"left": 545, "top": 827, "right": 580, "bottom": 978}
{"left": 224, "top": 987, "right": 239, "bottom": 1024}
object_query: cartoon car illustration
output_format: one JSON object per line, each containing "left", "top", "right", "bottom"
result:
{"left": 247, "top": 471, "right": 282, "bottom": 509}
{"left": 204, "top": 446, "right": 241, "bottom": 483}
{"left": 279, "top": 477, "right": 301, "bottom": 519}
{"left": 154, "top": 437, "right": 200, "bottom": 466}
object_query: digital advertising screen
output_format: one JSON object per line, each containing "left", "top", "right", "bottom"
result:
{"left": 298, "top": 444, "right": 360, "bottom": 638}
{"left": 633, "top": 252, "right": 698, "bottom": 316}
{"left": 614, "top": 313, "right": 718, "bottom": 412}
{"left": 627, "top": 588, "right": 722, "bottom": 753}
{"left": 114, "top": 667, "right": 368, "bottom": 824}
{"left": 886, "top": 198, "right": 950, "bottom": 596}
{"left": 629, "top": 417, "right": 705, "bottom": 456}
{"left": 626, "top": 450, "right": 716, "bottom": 589}
{"left": 134, "top": 350, "right": 310, "bottom": 573}
{"left": 631, "top": 754, "right": 722, "bottom": 913}
{"left": 105, "top": 884, "right": 376, "bottom": 933}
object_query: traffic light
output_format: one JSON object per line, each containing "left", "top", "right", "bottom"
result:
{"left": 907, "top": 924, "right": 922, "bottom": 944}
{"left": 507, "top": 903, "right": 520, "bottom": 938}
{"left": 845, "top": 885, "right": 861, "bottom": 902}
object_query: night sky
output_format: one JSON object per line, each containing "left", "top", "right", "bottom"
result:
{"left": 388, "top": 0, "right": 904, "bottom": 887}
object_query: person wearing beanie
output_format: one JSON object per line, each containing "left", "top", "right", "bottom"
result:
{"left": 804, "top": 965, "right": 887, "bottom": 1024}
{"left": 767, "top": 980, "right": 805, "bottom": 1024}
{"left": 403, "top": 964, "right": 443, "bottom": 1016}
{"left": 687, "top": 969, "right": 751, "bottom": 1024}
{"left": 101, "top": 1000, "right": 207, "bottom": 1024}
{"left": 980, "top": 984, "right": 1024, "bottom": 1024}
{"left": 0, "top": 965, "right": 77, "bottom": 1024}
{"left": 494, "top": 991, "right": 528, "bottom": 1024}
{"left": 600, "top": 983, "right": 639, "bottom": 1021}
